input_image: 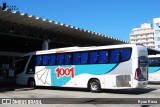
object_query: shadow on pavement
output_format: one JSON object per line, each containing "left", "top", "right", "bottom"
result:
{"left": 148, "top": 82, "right": 160, "bottom": 85}
{"left": 35, "top": 86, "right": 156, "bottom": 95}
{"left": 0, "top": 85, "right": 157, "bottom": 95}
{"left": 35, "top": 86, "right": 90, "bottom": 92}
{"left": 0, "top": 84, "right": 34, "bottom": 92}
{"left": 103, "top": 88, "right": 157, "bottom": 95}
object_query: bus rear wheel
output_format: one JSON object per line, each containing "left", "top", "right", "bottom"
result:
{"left": 28, "top": 78, "right": 35, "bottom": 88}
{"left": 88, "top": 79, "right": 101, "bottom": 93}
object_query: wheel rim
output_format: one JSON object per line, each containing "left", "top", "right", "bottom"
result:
{"left": 90, "top": 81, "right": 98, "bottom": 91}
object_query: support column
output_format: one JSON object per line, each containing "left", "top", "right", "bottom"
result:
{"left": 42, "top": 39, "right": 50, "bottom": 50}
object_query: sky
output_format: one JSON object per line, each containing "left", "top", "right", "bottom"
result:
{"left": 1, "top": 0, "right": 160, "bottom": 42}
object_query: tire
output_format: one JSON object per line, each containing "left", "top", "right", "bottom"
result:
{"left": 88, "top": 79, "right": 101, "bottom": 93}
{"left": 28, "top": 78, "right": 35, "bottom": 88}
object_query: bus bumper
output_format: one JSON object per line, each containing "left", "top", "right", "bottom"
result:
{"left": 137, "top": 81, "right": 148, "bottom": 88}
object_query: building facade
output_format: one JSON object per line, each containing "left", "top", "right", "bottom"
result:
{"left": 153, "top": 18, "right": 160, "bottom": 51}
{"left": 130, "top": 23, "right": 155, "bottom": 49}
{"left": 130, "top": 17, "right": 160, "bottom": 51}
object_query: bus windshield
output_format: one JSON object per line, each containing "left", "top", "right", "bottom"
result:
{"left": 14, "top": 56, "right": 29, "bottom": 75}
{"left": 137, "top": 56, "right": 148, "bottom": 81}
{"left": 139, "top": 56, "right": 148, "bottom": 65}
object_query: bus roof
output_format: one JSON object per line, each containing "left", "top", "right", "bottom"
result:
{"left": 148, "top": 54, "right": 160, "bottom": 58}
{"left": 23, "top": 44, "right": 141, "bottom": 56}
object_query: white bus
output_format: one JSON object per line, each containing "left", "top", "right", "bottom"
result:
{"left": 148, "top": 55, "right": 160, "bottom": 82}
{"left": 15, "top": 44, "right": 148, "bottom": 93}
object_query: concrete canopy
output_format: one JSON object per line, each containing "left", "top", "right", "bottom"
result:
{"left": 0, "top": 7, "right": 159, "bottom": 55}
{"left": 0, "top": 7, "right": 128, "bottom": 52}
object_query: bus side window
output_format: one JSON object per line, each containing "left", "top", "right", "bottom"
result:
{"left": 148, "top": 59, "right": 152, "bottom": 66}
{"left": 81, "top": 52, "right": 88, "bottom": 64}
{"left": 36, "top": 56, "right": 42, "bottom": 66}
{"left": 158, "top": 58, "right": 160, "bottom": 66}
{"left": 154, "top": 58, "right": 159, "bottom": 66}
{"left": 149, "top": 58, "right": 156, "bottom": 67}
{"left": 49, "top": 55, "right": 55, "bottom": 65}
{"left": 98, "top": 50, "right": 108, "bottom": 63}
{"left": 43, "top": 55, "right": 49, "bottom": 65}
{"left": 56, "top": 54, "right": 64, "bottom": 65}
{"left": 90, "top": 51, "right": 98, "bottom": 64}
{"left": 64, "top": 54, "right": 72, "bottom": 65}
{"left": 121, "top": 49, "right": 131, "bottom": 62}
{"left": 73, "top": 53, "right": 81, "bottom": 64}
{"left": 110, "top": 49, "right": 120, "bottom": 63}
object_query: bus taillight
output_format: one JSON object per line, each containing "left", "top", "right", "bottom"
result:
{"left": 134, "top": 68, "right": 141, "bottom": 80}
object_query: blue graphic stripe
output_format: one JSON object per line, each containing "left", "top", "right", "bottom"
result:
{"left": 106, "top": 64, "right": 119, "bottom": 73}
{"left": 45, "top": 64, "right": 118, "bottom": 86}
{"left": 148, "top": 67, "right": 160, "bottom": 73}
{"left": 74, "top": 64, "right": 118, "bottom": 75}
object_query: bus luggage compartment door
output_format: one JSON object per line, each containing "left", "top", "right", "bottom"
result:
{"left": 116, "top": 75, "right": 131, "bottom": 87}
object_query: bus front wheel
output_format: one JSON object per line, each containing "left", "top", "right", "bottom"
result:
{"left": 88, "top": 79, "right": 101, "bottom": 93}
{"left": 28, "top": 78, "right": 35, "bottom": 88}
